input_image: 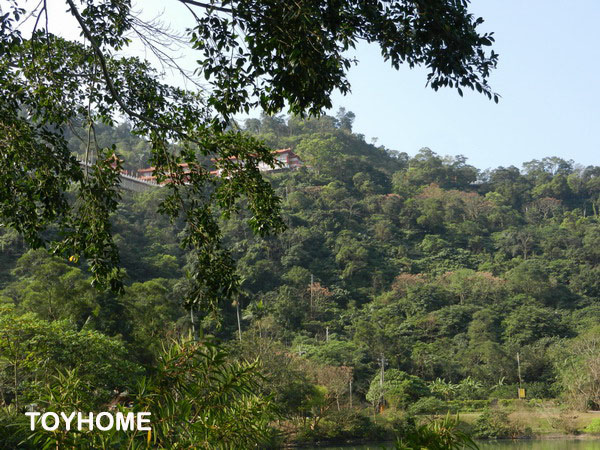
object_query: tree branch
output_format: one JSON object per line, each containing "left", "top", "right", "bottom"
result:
{"left": 65, "top": 0, "right": 184, "bottom": 135}
{"left": 177, "top": 0, "right": 233, "bottom": 14}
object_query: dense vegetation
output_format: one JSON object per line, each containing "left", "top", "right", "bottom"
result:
{"left": 2, "top": 1, "right": 503, "bottom": 446}
{"left": 2, "top": 111, "right": 600, "bottom": 445}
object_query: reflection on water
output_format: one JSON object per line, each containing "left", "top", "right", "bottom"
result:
{"left": 314, "top": 440, "right": 600, "bottom": 450}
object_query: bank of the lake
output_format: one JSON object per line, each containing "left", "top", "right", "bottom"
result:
{"left": 290, "top": 403, "right": 600, "bottom": 448}
{"left": 313, "top": 440, "right": 600, "bottom": 449}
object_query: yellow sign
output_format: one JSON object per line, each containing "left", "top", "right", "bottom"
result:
{"left": 518, "top": 388, "right": 526, "bottom": 399}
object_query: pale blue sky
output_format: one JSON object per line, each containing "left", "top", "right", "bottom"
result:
{"left": 46, "top": 1, "right": 600, "bottom": 170}
{"left": 328, "top": 1, "right": 600, "bottom": 170}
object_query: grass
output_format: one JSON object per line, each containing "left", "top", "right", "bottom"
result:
{"left": 444, "top": 402, "right": 600, "bottom": 436}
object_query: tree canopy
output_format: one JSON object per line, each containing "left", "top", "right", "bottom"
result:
{"left": 0, "top": 0, "right": 498, "bottom": 314}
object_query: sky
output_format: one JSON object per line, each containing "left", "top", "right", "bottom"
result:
{"left": 41, "top": 1, "right": 600, "bottom": 171}
{"left": 328, "top": 1, "right": 600, "bottom": 170}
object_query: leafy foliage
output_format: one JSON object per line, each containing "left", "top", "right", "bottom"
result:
{"left": 6, "top": 107, "right": 600, "bottom": 443}
{"left": 0, "top": 0, "right": 497, "bottom": 311}
{"left": 9, "top": 338, "right": 277, "bottom": 449}
{"left": 396, "top": 414, "right": 478, "bottom": 450}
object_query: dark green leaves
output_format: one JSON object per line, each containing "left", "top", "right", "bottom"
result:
{"left": 53, "top": 150, "right": 124, "bottom": 292}
{"left": 191, "top": 0, "right": 499, "bottom": 121}
{"left": 0, "top": 0, "right": 498, "bottom": 317}
{"left": 0, "top": 111, "right": 81, "bottom": 248}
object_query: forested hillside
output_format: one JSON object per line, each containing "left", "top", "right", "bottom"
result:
{"left": 2, "top": 111, "right": 600, "bottom": 443}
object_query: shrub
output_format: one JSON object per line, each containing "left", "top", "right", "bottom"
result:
{"left": 408, "top": 397, "right": 447, "bottom": 415}
{"left": 366, "top": 369, "right": 430, "bottom": 410}
{"left": 7, "top": 338, "right": 279, "bottom": 449}
{"left": 389, "top": 413, "right": 418, "bottom": 436}
{"left": 551, "top": 412, "right": 580, "bottom": 435}
{"left": 294, "top": 409, "right": 389, "bottom": 444}
{"left": 455, "top": 377, "right": 486, "bottom": 400}
{"left": 473, "top": 408, "right": 532, "bottom": 439}
{"left": 445, "top": 400, "right": 490, "bottom": 413}
{"left": 489, "top": 382, "right": 555, "bottom": 400}
{"left": 318, "top": 409, "right": 388, "bottom": 442}
{"left": 0, "top": 406, "right": 25, "bottom": 449}
{"left": 396, "top": 414, "right": 478, "bottom": 450}
{"left": 402, "top": 398, "right": 490, "bottom": 416}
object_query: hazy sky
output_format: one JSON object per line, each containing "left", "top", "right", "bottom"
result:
{"left": 45, "top": 1, "right": 600, "bottom": 170}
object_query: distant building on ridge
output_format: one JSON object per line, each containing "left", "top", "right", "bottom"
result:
{"left": 137, "top": 148, "right": 302, "bottom": 184}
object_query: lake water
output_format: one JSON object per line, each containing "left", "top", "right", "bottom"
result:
{"left": 314, "top": 440, "right": 600, "bottom": 449}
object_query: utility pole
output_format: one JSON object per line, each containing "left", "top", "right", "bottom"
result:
{"left": 235, "top": 298, "right": 242, "bottom": 342}
{"left": 349, "top": 379, "right": 353, "bottom": 408}
{"left": 380, "top": 353, "right": 385, "bottom": 387}
{"left": 190, "top": 306, "right": 195, "bottom": 340}
{"left": 310, "top": 273, "right": 314, "bottom": 317}
{"left": 517, "top": 352, "right": 522, "bottom": 386}
{"left": 517, "top": 352, "right": 524, "bottom": 399}
{"left": 378, "top": 353, "right": 386, "bottom": 413}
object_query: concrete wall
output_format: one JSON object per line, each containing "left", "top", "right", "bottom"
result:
{"left": 120, "top": 175, "right": 159, "bottom": 193}
{"left": 78, "top": 160, "right": 159, "bottom": 193}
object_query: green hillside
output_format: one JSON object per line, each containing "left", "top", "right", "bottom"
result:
{"left": 2, "top": 111, "right": 600, "bottom": 444}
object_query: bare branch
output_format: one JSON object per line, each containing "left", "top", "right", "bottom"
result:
{"left": 12, "top": 0, "right": 43, "bottom": 31}
{"left": 65, "top": 0, "right": 195, "bottom": 139}
{"left": 178, "top": 0, "right": 233, "bottom": 14}
{"left": 128, "top": 13, "right": 208, "bottom": 91}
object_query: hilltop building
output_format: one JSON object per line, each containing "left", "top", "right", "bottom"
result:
{"left": 137, "top": 163, "right": 196, "bottom": 184}
{"left": 266, "top": 148, "right": 303, "bottom": 171}
{"left": 137, "top": 148, "right": 302, "bottom": 184}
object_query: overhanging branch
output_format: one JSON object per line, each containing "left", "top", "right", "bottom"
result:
{"left": 178, "top": 0, "right": 233, "bottom": 14}
{"left": 65, "top": 0, "right": 188, "bottom": 136}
